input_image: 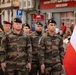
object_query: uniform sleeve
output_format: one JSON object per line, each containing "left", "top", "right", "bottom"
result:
{"left": 38, "top": 36, "right": 45, "bottom": 65}
{"left": 26, "top": 35, "right": 32, "bottom": 63}
{"left": 59, "top": 38, "right": 65, "bottom": 64}
{"left": 0, "top": 35, "right": 8, "bottom": 63}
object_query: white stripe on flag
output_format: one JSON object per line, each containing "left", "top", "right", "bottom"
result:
{"left": 70, "top": 26, "right": 76, "bottom": 51}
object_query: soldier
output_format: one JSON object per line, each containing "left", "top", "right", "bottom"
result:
{"left": 29, "top": 22, "right": 43, "bottom": 75}
{"left": 38, "top": 19, "right": 64, "bottom": 75}
{"left": 3, "top": 21, "right": 11, "bottom": 33}
{"left": 22, "top": 23, "right": 30, "bottom": 34}
{"left": 1, "top": 18, "right": 32, "bottom": 75}
{"left": 0, "top": 21, "right": 11, "bottom": 75}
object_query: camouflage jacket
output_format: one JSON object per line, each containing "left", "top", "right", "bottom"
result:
{"left": 1, "top": 30, "right": 32, "bottom": 63}
{"left": 38, "top": 33, "right": 64, "bottom": 65}
{"left": 30, "top": 31, "right": 42, "bottom": 62}
{"left": 0, "top": 31, "right": 5, "bottom": 63}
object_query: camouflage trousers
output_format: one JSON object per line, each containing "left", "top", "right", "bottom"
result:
{"left": 44, "top": 63, "right": 64, "bottom": 75}
{"left": 29, "top": 61, "right": 42, "bottom": 75}
{"left": 5, "top": 61, "right": 28, "bottom": 75}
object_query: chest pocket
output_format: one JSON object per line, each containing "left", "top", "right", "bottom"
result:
{"left": 45, "top": 37, "right": 60, "bottom": 51}
{"left": 51, "top": 39, "right": 59, "bottom": 49}
{"left": 31, "top": 36, "right": 39, "bottom": 45}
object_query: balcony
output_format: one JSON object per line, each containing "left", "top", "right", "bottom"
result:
{"left": 0, "top": 1, "right": 19, "bottom": 9}
{"left": 0, "top": 3, "right": 11, "bottom": 8}
{"left": 19, "top": 0, "right": 35, "bottom": 10}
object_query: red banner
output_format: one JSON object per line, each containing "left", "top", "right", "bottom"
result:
{"left": 33, "top": 14, "right": 44, "bottom": 21}
{"left": 40, "top": 0, "right": 76, "bottom": 10}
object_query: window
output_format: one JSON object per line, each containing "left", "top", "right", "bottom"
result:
{"left": 23, "top": 0, "right": 27, "bottom": 7}
{"left": 22, "top": 0, "right": 34, "bottom": 9}
{"left": 0, "top": 0, "right": 1, "bottom": 4}
{"left": 28, "top": 0, "right": 31, "bottom": 6}
{"left": 28, "top": 0, "right": 34, "bottom": 8}
{"left": 8, "top": 10, "right": 10, "bottom": 21}
{"left": 61, "top": 12, "right": 75, "bottom": 28}
{"left": 5, "top": 0, "right": 8, "bottom": 3}
{"left": 7, "top": 0, "right": 10, "bottom": 3}
{"left": 2, "top": 0, "right": 5, "bottom": 4}
{"left": 23, "top": 0, "right": 27, "bottom": 9}
{"left": 19, "top": 0, "right": 23, "bottom": 9}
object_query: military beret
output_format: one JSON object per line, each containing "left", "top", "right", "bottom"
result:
{"left": 23, "top": 23, "right": 30, "bottom": 28}
{"left": 36, "top": 22, "right": 43, "bottom": 26}
{"left": 14, "top": 18, "right": 22, "bottom": 23}
{"left": 3, "top": 20, "right": 11, "bottom": 24}
{"left": 48, "top": 19, "right": 57, "bottom": 25}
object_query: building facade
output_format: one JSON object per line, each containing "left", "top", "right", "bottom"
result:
{"left": 40, "top": 0, "right": 76, "bottom": 28}
{"left": 0, "top": 0, "right": 41, "bottom": 26}
{"left": 0, "top": 0, "right": 19, "bottom": 24}
{"left": 19, "top": 0, "right": 41, "bottom": 26}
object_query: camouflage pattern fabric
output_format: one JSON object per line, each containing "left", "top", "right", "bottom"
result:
{"left": 38, "top": 33, "right": 64, "bottom": 75}
{"left": 1, "top": 30, "right": 32, "bottom": 75}
{"left": 0, "top": 32, "right": 5, "bottom": 75}
{"left": 0, "top": 32, "right": 5, "bottom": 63}
{"left": 29, "top": 31, "right": 42, "bottom": 75}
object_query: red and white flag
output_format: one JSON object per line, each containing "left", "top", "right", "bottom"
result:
{"left": 63, "top": 26, "right": 76, "bottom": 75}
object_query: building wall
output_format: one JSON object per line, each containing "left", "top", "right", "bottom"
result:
{"left": 0, "top": 0, "right": 19, "bottom": 24}
{"left": 40, "top": 0, "right": 76, "bottom": 28}
{"left": 53, "top": 13, "right": 61, "bottom": 28}
{"left": 0, "top": 0, "right": 40, "bottom": 25}
{"left": 19, "top": 0, "right": 40, "bottom": 25}
{"left": 40, "top": 7, "right": 76, "bottom": 25}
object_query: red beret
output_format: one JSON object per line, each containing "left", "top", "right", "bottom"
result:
{"left": 3, "top": 21, "right": 11, "bottom": 24}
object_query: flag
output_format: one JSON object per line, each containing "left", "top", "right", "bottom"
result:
{"left": 63, "top": 26, "right": 76, "bottom": 75}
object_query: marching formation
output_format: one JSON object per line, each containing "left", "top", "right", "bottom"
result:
{"left": 0, "top": 17, "right": 72, "bottom": 75}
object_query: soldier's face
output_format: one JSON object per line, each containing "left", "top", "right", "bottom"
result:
{"left": 35, "top": 24, "right": 43, "bottom": 32}
{"left": 3, "top": 24, "right": 11, "bottom": 33}
{"left": 13, "top": 22, "right": 22, "bottom": 31}
{"left": 47, "top": 23, "right": 56, "bottom": 32}
{"left": 23, "top": 26, "right": 30, "bottom": 34}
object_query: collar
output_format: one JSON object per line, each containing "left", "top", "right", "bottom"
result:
{"left": 12, "top": 29, "right": 23, "bottom": 36}
{"left": 35, "top": 31, "right": 42, "bottom": 36}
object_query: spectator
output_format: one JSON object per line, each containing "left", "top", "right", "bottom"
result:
{"left": 60, "top": 22, "right": 66, "bottom": 33}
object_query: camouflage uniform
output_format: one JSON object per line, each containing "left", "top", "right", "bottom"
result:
{"left": 29, "top": 31, "right": 42, "bottom": 75}
{"left": 38, "top": 33, "right": 64, "bottom": 75}
{"left": 0, "top": 32, "right": 4, "bottom": 62}
{"left": 1, "top": 30, "right": 32, "bottom": 75}
{"left": 0, "top": 32, "right": 4, "bottom": 75}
